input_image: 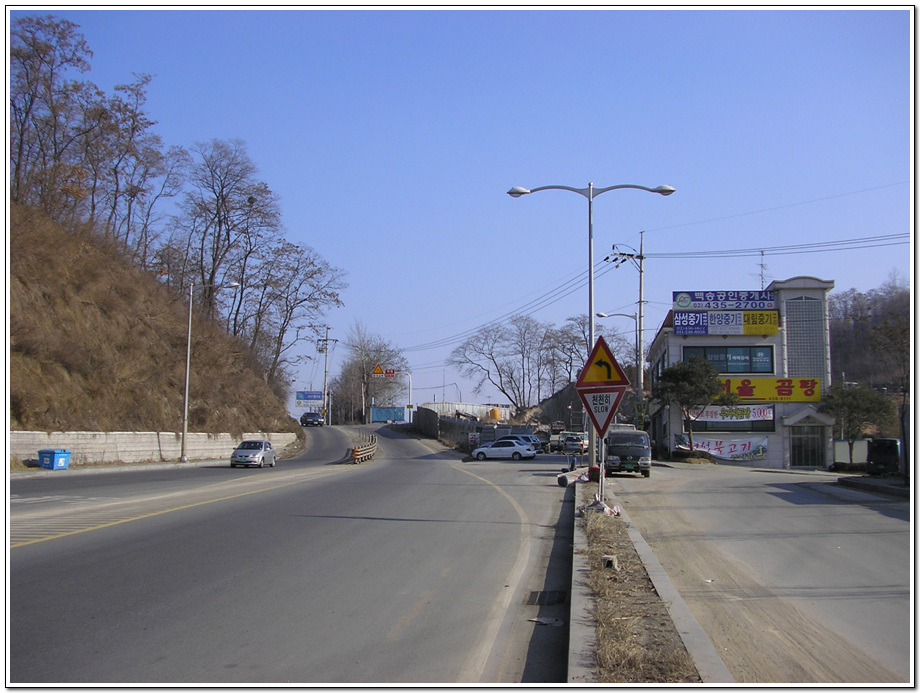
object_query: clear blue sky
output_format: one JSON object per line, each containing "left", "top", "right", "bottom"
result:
{"left": 12, "top": 8, "right": 912, "bottom": 409}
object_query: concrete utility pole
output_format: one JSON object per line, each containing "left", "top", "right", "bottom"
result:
{"left": 316, "top": 326, "right": 337, "bottom": 425}
{"left": 609, "top": 231, "right": 647, "bottom": 428}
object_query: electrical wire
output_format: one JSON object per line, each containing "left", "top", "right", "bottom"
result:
{"left": 648, "top": 233, "right": 909, "bottom": 259}
{"left": 403, "top": 231, "right": 908, "bottom": 354}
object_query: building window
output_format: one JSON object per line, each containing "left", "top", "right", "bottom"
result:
{"left": 789, "top": 425, "right": 825, "bottom": 467}
{"left": 785, "top": 296, "right": 826, "bottom": 377}
{"left": 683, "top": 346, "right": 773, "bottom": 374}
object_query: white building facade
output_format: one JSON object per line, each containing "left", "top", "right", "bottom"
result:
{"left": 646, "top": 276, "right": 836, "bottom": 470}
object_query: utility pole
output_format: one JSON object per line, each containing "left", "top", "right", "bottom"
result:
{"left": 316, "top": 326, "right": 337, "bottom": 425}
{"left": 610, "top": 232, "right": 646, "bottom": 429}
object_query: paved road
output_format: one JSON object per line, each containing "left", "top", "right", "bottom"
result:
{"left": 9, "top": 426, "right": 572, "bottom": 685}
{"left": 605, "top": 462, "right": 911, "bottom": 684}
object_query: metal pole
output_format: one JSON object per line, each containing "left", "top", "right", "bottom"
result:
{"left": 587, "top": 183, "right": 597, "bottom": 470}
{"left": 587, "top": 184, "right": 604, "bottom": 501}
{"left": 637, "top": 231, "right": 646, "bottom": 429}
{"left": 322, "top": 326, "right": 330, "bottom": 425}
{"left": 180, "top": 283, "right": 194, "bottom": 463}
{"left": 408, "top": 371, "right": 412, "bottom": 423}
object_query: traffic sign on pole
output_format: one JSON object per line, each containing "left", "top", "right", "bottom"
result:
{"left": 575, "top": 335, "right": 630, "bottom": 389}
{"left": 577, "top": 386, "right": 627, "bottom": 437}
{"left": 575, "top": 336, "right": 630, "bottom": 437}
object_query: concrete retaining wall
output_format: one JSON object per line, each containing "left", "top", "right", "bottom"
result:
{"left": 9, "top": 431, "right": 299, "bottom": 466}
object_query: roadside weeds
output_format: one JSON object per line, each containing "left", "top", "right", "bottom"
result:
{"left": 579, "top": 482, "right": 701, "bottom": 684}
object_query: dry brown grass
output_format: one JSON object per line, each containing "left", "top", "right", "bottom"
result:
{"left": 580, "top": 482, "right": 701, "bottom": 684}
{"left": 9, "top": 204, "right": 300, "bottom": 437}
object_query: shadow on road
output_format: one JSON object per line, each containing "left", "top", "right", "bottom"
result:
{"left": 519, "top": 483, "right": 575, "bottom": 683}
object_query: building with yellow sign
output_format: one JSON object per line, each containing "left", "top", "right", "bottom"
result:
{"left": 646, "top": 276, "right": 836, "bottom": 469}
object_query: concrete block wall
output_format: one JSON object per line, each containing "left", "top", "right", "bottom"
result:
{"left": 9, "top": 431, "right": 299, "bottom": 466}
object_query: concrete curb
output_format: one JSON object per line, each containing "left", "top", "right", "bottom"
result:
{"left": 567, "top": 482, "right": 598, "bottom": 684}
{"left": 567, "top": 481, "right": 734, "bottom": 684}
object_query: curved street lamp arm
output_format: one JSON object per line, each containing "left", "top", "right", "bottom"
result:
{"left": 509, "top": 183, "right": 674, "bottom": 199}
{"left": 527, "top": 184, "right": 591, "bottom": 197}
{"left": 594, "top": 183, "right": 674, "bottom": 196}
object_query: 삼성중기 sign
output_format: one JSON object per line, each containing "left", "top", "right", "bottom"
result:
{"left": 674, "top": 310, "right": 778, "bottom": 335}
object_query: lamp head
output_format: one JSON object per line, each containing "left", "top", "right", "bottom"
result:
{"left": 596, "top": 313, "right": 608, "bottom": 318}
{"left": 652, "top": 185, "right": 676, "bottom": 196}
{"left": 507, "top": 186, "right": 531, "bottom": 198}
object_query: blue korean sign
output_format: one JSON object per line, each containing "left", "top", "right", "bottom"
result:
{"left": 296, "top": 391, "right": 323, "bottom": 407}
{"left": 673, "top": 290, "right": 776, "bottom": 311}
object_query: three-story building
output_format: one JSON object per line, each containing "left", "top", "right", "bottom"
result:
{"left": 646, "top": 276, "right": 836, "bottom": 469}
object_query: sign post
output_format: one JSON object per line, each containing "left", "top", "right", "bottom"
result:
{"left": 575, "top": 336, "right": 630, "bottom": 503}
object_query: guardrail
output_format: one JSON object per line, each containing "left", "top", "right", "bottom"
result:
{"left": 350, "top": 433, "right": 378, "bottom": 464}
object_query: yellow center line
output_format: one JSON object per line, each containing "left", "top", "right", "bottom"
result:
{"left": 10, "top": 467, "right": 347, "bottom": 549}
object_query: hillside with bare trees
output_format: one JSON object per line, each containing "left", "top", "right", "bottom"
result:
{"left": 9, "top": 203, "right": 299, "bottom": 436}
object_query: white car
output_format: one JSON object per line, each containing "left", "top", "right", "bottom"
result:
{"left": 230, "top": 440, "right": 276, "bottom": 468}
{"left": 496, "top": 434, "right": 545, "bottom": 453}
{"left": 471, "top": 440, "right": 536, "bottom": 461}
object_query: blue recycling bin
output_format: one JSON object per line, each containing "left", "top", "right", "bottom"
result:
{"left": 38, "top": 449, "right": 71, "bottom": 470}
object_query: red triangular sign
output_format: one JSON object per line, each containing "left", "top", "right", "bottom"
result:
{"left": 577, "top": 386, "right": 628, "bottom": 437}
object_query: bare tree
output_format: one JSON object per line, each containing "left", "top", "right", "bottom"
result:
{"left": 447, "top": 315, "right": 561, "bottom": 411}
{"left": 332, "top": 322, "right": 407, "bottom": 423}
{"left": 179, "top": 139, "right": 259, "bottom": 318}
{"left": 258, "top": 241, "right": 346, "bottom": 386}
{"left": 448, "top": 322, "right": 521, "bottom": 409}
{"left": 10, "top": 15, "right": 93, "bottom": 209}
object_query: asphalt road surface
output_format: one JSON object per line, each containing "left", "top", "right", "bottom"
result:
{"left": 9, "top": 426, "right": 573, "bottom": 685}
{"left": 605, "top": 462, "right": 911, "bottom": 684}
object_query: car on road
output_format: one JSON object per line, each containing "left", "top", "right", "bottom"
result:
{"left": 471, "top": 440, "right": 537, "bottom": 461}
{"left": 230, "top": 440, "right": 276, "bottom": 468}
{"left": 563, "top": 434, "right": 588, "bottom": 454}
{"left": 496, "top": 434, "right": 544, "bottom": 453}
{"left": 604, "top": 428, "right": 652, "bottom": 477}
{"left": 300, "top": 412, "right": 324, "bottom": 427}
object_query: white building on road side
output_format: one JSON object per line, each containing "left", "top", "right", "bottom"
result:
{"left": 646, "top": 276, "right": 836, "bottom": 470}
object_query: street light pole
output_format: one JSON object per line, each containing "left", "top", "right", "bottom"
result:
{"left": 180, "top": 280, "right": 239, "bottom": 463}
{"left": 508, "top": 183, "right": 674, "bottom": 468}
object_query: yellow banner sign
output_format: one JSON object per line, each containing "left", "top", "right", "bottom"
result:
{"left": 742, "top": 311, "right": 779, "bottom": 334}
{"left": 722, "top": 377, "right": 821, "bottom": 402}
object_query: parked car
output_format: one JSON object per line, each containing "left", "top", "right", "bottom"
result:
{"left": 471, "top": 440, "right": 537, "bottom": 461}
{"left": 604, "top": 429, "right": 652, "bottom": 477}
{"left": 563, "top": 434, "right": 588, "bottom": 454}
{"left": 300, "top": 412, "right": 324, "bottom": 427}
{"left": 496, "top": 434, "right": 543, "bottom": 453}
{"left": 866, "top": 438, "right": 901, "bottom": 475}
{"left": 230, "top": 440, "right": 276, "bottom": 468}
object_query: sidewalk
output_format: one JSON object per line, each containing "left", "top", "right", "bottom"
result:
{"left": 655, "top": 459, "right": 911, "bottom": 500}
{"left": 836, "top": 473, "right": 911, "bottom": 499}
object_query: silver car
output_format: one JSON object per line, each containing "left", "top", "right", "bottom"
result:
{"left": 230, "top": 440, "right": 276, "bottom": 468}
{"left": 471, "top": 440, "right": 536, "bottom": 461}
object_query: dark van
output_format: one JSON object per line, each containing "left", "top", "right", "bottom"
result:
{"left": 604, "top": 426, "right": 652, "bottom": 478}
{"left": 866, "top": 438, "right": 900, "bottom": 476}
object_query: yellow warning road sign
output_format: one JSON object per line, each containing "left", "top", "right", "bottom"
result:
{"left": 372, "top": 364, "right": 384, "bottom": 377}
{"left": 575, "top": 336, "right": 630, "bottom": 389}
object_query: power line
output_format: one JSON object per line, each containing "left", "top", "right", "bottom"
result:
{"left": 403, "top": 232, "right": 908, "bottom": 354}
{"left": 648, "top": 233, "right": 909, "bottom": 259}
{"left": 644, "top": 182, "right": 908, "bottom": 233}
